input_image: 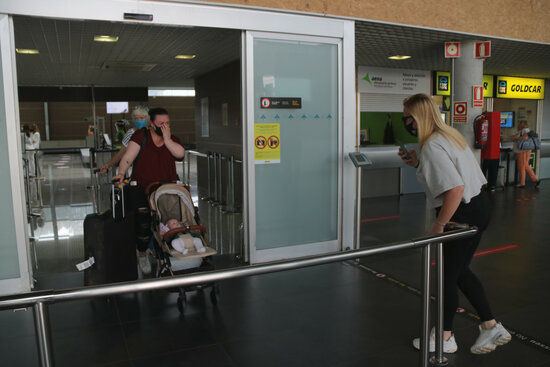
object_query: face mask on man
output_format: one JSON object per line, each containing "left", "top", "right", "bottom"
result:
{"left": 133, "top": 119, "right": 147, "bottom": 129}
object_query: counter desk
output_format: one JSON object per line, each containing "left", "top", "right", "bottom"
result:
{"left": 358, "top": 145, "right": 424, "bottom": 198}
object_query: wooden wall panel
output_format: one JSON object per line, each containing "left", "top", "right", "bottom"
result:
{"left": 148, "top": 97, "right": 196, "bottom": 145}
{"left": 200, "top": 0, "right": 550, "bottom": 44}
{"left": 19, "top": 102, "right": 45, "bottom": 136}
{"left": 19, "top": 99, "right": 196, "bottom": 142}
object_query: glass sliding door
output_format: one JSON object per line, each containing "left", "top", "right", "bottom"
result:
{"left": 246, "top": 32, "right": 341, "bottom": 263}
{"left": 0, "top": 14, "right": 32, "bottom": 295}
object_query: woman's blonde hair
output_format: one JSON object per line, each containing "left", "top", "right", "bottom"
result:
{"left": 403, "top": 93, "right": 467, "bottom": 150}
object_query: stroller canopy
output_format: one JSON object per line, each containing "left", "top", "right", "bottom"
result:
{"left": 149, "top": 183, "right": 196, "bottom": 226}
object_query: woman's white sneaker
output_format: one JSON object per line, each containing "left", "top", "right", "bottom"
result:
{"left": 412, "top": 328, "right": 458, "bottom": 353}
{"left": 470, "top": 322, "right": 512, "bottom": 354}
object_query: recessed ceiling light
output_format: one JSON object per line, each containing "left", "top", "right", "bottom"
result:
{"left": 16, "top": 48, "right": 39, "bottom": 54}
{"left": 388, "top": 55, "right": 411, "bottom": 60}
{"left": 175, "top": 54, "right": 196, "bottom": 60}
{"left": 94, "top": 35, "right": 119, "bottom": 42}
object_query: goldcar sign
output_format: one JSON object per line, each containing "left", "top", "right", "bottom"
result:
{"left": 496, "top": 76, "right": 545, "bottom": 99}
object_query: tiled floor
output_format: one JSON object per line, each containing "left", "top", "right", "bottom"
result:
{"left": 2, "top": 152, "right": 549, "bottom": 366}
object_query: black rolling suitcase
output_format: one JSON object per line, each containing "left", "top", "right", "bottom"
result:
{"left": 83, "top": 184, "right": 137, "bottom": 285}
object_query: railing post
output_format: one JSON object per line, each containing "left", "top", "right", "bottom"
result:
{"left": 420, "top": 244, "right": 431, "bottom": 367}
{"left": 33, "top": 302, "right": 54, "bottom": 367}
{"left": 430, "top": 241, "right": 448, "bottom": 365}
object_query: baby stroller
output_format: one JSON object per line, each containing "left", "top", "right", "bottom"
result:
{"left": 147, "top": 182, "right": 218, "bottom": 313}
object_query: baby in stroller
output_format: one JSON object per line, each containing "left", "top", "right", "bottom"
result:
{"left": 160, "top": 218, "right": 206, "bottom": 255}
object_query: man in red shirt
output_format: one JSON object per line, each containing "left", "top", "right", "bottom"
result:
{"left": 114, "top": 107, "right": 185, "bottom": 274}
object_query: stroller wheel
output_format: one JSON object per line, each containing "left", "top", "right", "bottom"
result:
{"left": 210, "top": 287, "right": 218, "bottom": 305}
{"left": 177, "top": 295, "right": 186, "bottom": 314}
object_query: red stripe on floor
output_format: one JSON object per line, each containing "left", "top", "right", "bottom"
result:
{"left": 474, "top": 244, "right": 520, "bottom": 258}
{"left": 361, "top": 215, "right": 402, "bottom": 223}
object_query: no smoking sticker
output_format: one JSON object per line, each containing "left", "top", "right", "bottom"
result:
{"left": 268, "top": 136, "right": 279, "bottom": 149}
{"left": 255, "top": 136, "right": 267, "bottom": 149}
{"left": 255, "top": 123, "right": 280, "bottom": 164}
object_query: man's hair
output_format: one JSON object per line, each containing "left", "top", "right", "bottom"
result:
{"left": 149, "top": 107, "right": 169, "bottom": 122}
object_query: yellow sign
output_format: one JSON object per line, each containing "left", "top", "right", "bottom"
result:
{"left": 434, "top": 72, "right": 451, "bottom": 96}
{"left": 483, "top": 75, "right": 494, "bottom": 98}
{"left": 496, "top": 76, "right": 545, "bottom": 99}
{"left": 254, "top": 123, "right": 280, "bottom": 164}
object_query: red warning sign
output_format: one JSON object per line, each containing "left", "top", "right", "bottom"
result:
{"left": 473, "top": 86, "right": 484, "bottom": 107}
{"left": 268, "top": 135, "right": 279, "bottom": 149}
{"left": 445, "top": 42, "right": 461, "bottom": 58}
{"left": 453, "top": 101, "right": 467, "bottom": 123}
{"left": 255, "top": 136, "right": 267, "bottom": 149}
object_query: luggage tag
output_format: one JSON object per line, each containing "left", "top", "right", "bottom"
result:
{"left": 76, "top": 256, "right": 95, "bottom": 271}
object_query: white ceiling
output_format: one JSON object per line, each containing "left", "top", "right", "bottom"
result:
{"left": 12, "top": 15, "right": 550, "bottom": 88}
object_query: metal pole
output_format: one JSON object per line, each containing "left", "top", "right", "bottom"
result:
{"left": 355, "top": 166, "right": 362, "bottom": 250}
{"left": 420, "top": 244, "right": 431, "bottom": 367}
{"left": 0, "top": 229, "right": 477, "bottom": 310}
{"left": 23, "top": 158, "right": 32, "bottom": 218}
{"left": 43, "top": 102, "right": 50, "bottom": 141}
{"left": 431, "top": 242, "right": 448, "bottom": 366}
{"left": 450, "top": 58, "right": 455, "bottom": 126}
{"left": 33, "top": 302, "right": 54, "bottom": 367}
{"left": 218, "top": 153, "right": 223, "bottom": 204}
{"left": 91, "top": 85, "right": 98, "bottom": 149}
{"left": 207, "top": 152, "right": 212, "bottom": 199}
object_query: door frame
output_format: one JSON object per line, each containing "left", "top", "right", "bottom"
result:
{"left": 0, "top": 0, "right": 357, "bottom": 270}
{"left": 0, "top": 14, "right": 32, "bottom": 295}
{"left": 245, "top": 31, "right": 346, "bottom": 263}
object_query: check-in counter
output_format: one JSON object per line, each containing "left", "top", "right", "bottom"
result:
{"left": 358, "top": 145, "right": 424, "bottom": 198}
{"left": 500, "top": 140, "right": 550, "bottom": 181}
{"left": 539, "top": 139, "right": 550, "bottom": 179}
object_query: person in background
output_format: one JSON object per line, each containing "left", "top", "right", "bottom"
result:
{"left": 512, "top": 120, "right": 540, "bottom": 188}
{"left": 112, "top": 107, "right": 185, "bottom": 275}
{"left": 399, "top": 93, "right": 511, "bottom": 355}
{"left": 29, "top": 123, "right": 41, "bottom": 150}
{"left": 23, "top": 124, "right": 41, "bottom": 176}
{"left": 99, "top": 106, "right": 149, "bottom": 174}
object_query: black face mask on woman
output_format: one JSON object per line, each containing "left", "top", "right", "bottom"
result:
{"left": 403, "top": 120, "right": 418, "bottom": 137}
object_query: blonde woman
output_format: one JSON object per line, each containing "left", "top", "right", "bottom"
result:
{"left": 512, "top": 120, "right": 540, "bottom": 188}
{"left": 398, "top": 94, "right": 511, "bottom": 354}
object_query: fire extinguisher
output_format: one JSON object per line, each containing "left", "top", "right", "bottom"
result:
{"left": 474, "top": 114, "right": 489, "bottom": 149}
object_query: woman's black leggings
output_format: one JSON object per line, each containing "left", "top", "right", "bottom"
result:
{"left": 437, "top": 190, "right": 494, "bottom": 331}
{"left": 126, "top": 185, "right": 152, "bottom": 253}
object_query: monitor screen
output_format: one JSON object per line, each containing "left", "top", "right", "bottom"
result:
{"left": 500, "top": 111, "right": 514, "bottom": 128}
{"left": 106, "top": 101, "right": 129, "bottom": 114}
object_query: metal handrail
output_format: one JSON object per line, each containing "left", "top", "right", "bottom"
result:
{"left": 0, "top": 228, "right": 477, "bottom": 367}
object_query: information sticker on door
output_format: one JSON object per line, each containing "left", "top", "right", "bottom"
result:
{"left": 255, "top": 123, "right": 281, "bottom": 164}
